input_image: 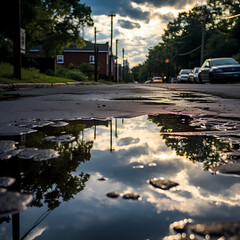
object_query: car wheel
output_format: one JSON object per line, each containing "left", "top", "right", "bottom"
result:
{"left": 209, "top": 75, "right": 215, "bottom": 84}
{"left": 198, "top": 75, "right": 203, "bottom": 84}
{"left": 193, "top": 77, "right": 196, "bottom": 84}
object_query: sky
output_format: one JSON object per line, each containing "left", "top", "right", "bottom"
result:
{"left": 82, "top": 0, "right": 206, "bottom": 67}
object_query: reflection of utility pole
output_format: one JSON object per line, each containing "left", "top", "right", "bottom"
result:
{"left": 94, "top": 123, "right": 97, "bottom": 140}
{"left": 12, "top": 155, "right": 21, "bottom": 240}
{"left": 115, "top": 39, "right": 119, "bottom": 82}
{"left": 115, "top": 119, "right": 118, "bottom": 138}
{"left": 80, "top": 130, "right": 84, "bottom": 144}
{"left": 109, "top": 120, "right": 113, "bottom": 152}
{"left": 94, "top": 27, "right": 98, "bottom": 82}
{"left": 13, "top": 0, "right": 22, "bottom": 79}
{"left": 108, "top": 13, "right": 116, "bottom": 81}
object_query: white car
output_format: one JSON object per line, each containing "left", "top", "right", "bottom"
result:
{"left": 177, "top": 69, "right": 192, "bottom": 83}
{"left": 188, "top": 67, "right": 200, "bottom": 83}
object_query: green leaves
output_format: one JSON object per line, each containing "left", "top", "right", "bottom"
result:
{"left": 0, "top": 0, "right": 93, "bottom": 58}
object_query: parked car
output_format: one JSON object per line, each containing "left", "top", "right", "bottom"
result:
{"left": 198, "top": 57, "right": 240, "bottom": 84}
{"left": 188, "top": 67, "right": 200, "bottom": 83}
{"left": 152, "top": 76, "right": 163, "bottom": 83}
{"left": 177, "top": 69, "right": 192, "bottom": 83}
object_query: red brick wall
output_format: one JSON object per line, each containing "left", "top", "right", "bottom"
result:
{"left": 60, "top": 52, "right": 109, "bottom": 77}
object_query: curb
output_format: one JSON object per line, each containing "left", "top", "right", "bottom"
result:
{"left": 0, "top": 81, "right": 103, "bottom": 90}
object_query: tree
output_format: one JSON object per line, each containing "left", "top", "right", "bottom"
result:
{"left": 0, "top": 0, "right": 94, "bottom": 59}
{"left": 162, "top": 5, "right": 214, "bottom": 69}
{"left": 206, "top": 0, "right": 240, "bottom": 61}
{"left": 132, "top": 1, "right": 240, "bottom": 80}
{"left": 132, "top": 63, "right": 148, "bottom": 82}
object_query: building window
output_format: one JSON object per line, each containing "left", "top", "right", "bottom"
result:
{"left": 57, "top": 55, "right": 64, "bottom": 64}
{"left": 89, "top": 55, "right": 95, "bottom": 64}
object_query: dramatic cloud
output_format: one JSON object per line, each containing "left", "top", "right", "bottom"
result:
{"left": 157, "top": 12, "right": 175, "bottom": 23}
{"left": 132, "top": 0, "right": 198, "bottom": 8}
{"left": 118, "top": 20, "right": 141, "bottom": 29}
{"left": 83, "top": 0, "right": 206, "bottom": 66}
{"left": 83, "top": 0, "right": 150, "bottom": 21}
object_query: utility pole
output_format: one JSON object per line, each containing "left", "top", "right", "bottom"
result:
{"left": 94, "top": 27, "right": 98, "bottom": 82}
{"left": 13, "top": 0, "right": 22, "bottom": 79}
{"left": 200, "top": 5, "right": 207, "bottom": 66}
{"left": 115, "top": 39, "right": 119, "bottom": 82}
{"left": 122, "top": 48, "right": 125, "bottom": 82}
{"left": 108, "top": 13, "right": 116, "bottom": 81}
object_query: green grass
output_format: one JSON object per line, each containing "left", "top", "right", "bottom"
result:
{"left": 0, "top": 62, "right": 77, "bottom": 84}
{"left": 0, "top": 62, "right": 124, "bottom": 85}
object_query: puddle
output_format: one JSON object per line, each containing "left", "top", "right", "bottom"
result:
{"left": 0, "top": 114, "right": 240, "bottom": 239}
{"left": 112, "top": 92, "right": 218, "bottom": 106}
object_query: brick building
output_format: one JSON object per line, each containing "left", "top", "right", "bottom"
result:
{"left": 57, "top": 41, "right": 115, "bottom": 80}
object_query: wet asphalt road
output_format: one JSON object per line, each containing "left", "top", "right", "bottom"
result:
{"left": 0, "top": 83, "right": 240, "bottom": 127}
{"left": 1, "top": 83, "right": 240, "bottom": 239}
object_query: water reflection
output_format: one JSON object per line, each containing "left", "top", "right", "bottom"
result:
{"left": 0, "top": 115, "right": 239, "bottom": 239}
{"left": 148, "top": 114, "right": 234, "bottom": 171}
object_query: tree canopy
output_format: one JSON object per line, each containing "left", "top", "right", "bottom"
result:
{"left": 0, "top": 0, "right": 94, "bottom": 59}
{"left": 132, "top": 0, "right": 240, "bottom": 82}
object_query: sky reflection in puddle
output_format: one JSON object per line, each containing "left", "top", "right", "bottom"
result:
{"left": 0, "top": 115, "right": 240, "bottom": 240}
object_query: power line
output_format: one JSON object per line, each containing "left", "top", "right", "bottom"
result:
{"left": 223, "top": 13, "right": 240, "bottom": 19}
{"left": 178, "top": 45, "right": 201, "bottom": 56}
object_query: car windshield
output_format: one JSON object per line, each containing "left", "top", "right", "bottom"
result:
{"left": 194, "top": 68, "right": 199, "bottom": 73}
{"left": 181, "top": 70, "right": 191, "bottom": 74}
{"left": 211, "top": 58, "right": 238, "bottom": 66}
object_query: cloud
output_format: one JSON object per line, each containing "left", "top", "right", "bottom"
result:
{"left": 117, "top": 137, "right": 140, "bottom": 146}
{"left": 118, "top": 20, "right": 141, "bottom": 29}
{"left": 157, "top": 12, "right": 175, "bottom": 23}
{"left": 84, "top": 0, "right": 151, "bottom": 22}
{"left": 131, "top": 0, "right": 197, "bottom": 9}
{"left": 118, "top": 1, "right": 151, "bottom": 22}
{"left": 83, "top": 0, "right": 206, "bottom": 66}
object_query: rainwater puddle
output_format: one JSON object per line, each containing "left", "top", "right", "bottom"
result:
{"left": 0, "top": 114, "right": 240, "bottom": 239}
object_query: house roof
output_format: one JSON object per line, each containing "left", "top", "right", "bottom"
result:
{"left": 29, "top": 41, "right": 109, "bottom": 53}
{"left": 63, "top": 41, "right": 109, "bottom": 53}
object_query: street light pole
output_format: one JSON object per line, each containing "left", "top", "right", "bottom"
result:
{"left": 122, "top": 48, "right": 125, "bottom": 82}
{"left": 108, "top": 13, "right": 115, "bottom": 81}
{"left": 94, "top": 27, "right": 98, "bottom": 82}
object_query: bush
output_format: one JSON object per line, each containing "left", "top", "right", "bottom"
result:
{"left": 54, "top": 65, "right": 87, "bottom": 81}
{"left": 0, "top": 62, "right": 13, "bottom": 78}
{"left": 66, "top": 69, "right": 87, "bottom": 81}
{"left": 78, "top": 63, "right": 94, "bottom": 81}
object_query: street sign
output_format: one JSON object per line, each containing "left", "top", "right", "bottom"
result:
{"left": 20, "top": 28, "right": 26, "bottom": 54}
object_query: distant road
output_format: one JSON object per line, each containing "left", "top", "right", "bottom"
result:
{"left": 155, "top": 83, "right": 240, "bottom": 99}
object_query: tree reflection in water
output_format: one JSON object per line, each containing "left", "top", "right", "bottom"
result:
{"left": 148, "top": 114, "right": 232, "bottom": 171}
{"left": 0, "top": 119, "right": 115, "bottom": 239}
{"left": 21, "top": 122, "right": 94, "bottom": 210}
{"left": 0, "top": 121, "right": 94, "bottom": 215}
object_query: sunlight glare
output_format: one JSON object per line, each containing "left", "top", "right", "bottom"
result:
{"left": 154, "top": 7, "right": 180, "bottom": 17}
